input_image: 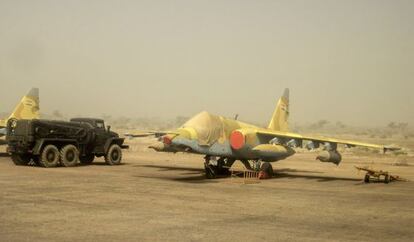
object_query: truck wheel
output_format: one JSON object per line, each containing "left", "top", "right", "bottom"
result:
{"left": 11, "top": 154, "right": 31, "bottom": 166}
{"left": 105, "top": 144, "right": 122, "bottom": 165}
{"left": 39, "top": 145, "right": 60, "bottom": 168}
{"left": 60, "top": 145, "right": 79, "bottom": 167}
{"left": 80, "top": 154, "right": 95, "bottom": 165}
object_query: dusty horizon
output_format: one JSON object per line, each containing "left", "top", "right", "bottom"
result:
{"left": 1, "top": 0, "right": 413, "bottom": 126}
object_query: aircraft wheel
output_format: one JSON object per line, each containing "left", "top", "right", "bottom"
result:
{"left": 364, "top": 174, "right": 370, "bottom": 183}
{"left": 260, "top": 162, "right": 274, "bottom": 178}
{"left": 205, "top": 163, "right": 217, "bottom": 179}
{"left": 216, "top": 158, "right": 231, "bottom": 176}
{"left": 11, "top": 154, "right": 31, "bottom": 166}
{"left": 60, "top": 145, "right": 79, "bottom": 167}
{"left": 217, "top": 167, "right": 231, "bottom": 176}
{"left": 39, "top": 145, "right": 60, "bottom": 168}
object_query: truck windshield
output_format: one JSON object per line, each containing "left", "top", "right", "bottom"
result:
{"left": 96, "top": 122, "right": 105, "bottom": 129}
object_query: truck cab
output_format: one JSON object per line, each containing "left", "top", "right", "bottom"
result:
{"left": 70, "top": 118, "right": 106, "bottom": 130}
{"left": 70, "top": 118, "right": 119, "bottom": 154}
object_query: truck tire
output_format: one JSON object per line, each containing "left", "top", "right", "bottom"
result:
{"left": 80, "top": 154, "right": 95, "bottom": 165}
{"left": 105, "top": 144, "right": 122, "bottom": 165}
{"left": 39, "top": 145, "right": 60, "bottom": 168}
{"left": 60, "top": 145, "right": 79, "bottom": 167}
{"left": 11, "top": 154, "right": 31, "bottom": 166}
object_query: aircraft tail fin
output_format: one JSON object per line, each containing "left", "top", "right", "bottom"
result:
{"left": 267, "top": 88, "right": 289, "bottom": 132}
{"left": 0, "top": 88, "right": 40, "bottom": 127}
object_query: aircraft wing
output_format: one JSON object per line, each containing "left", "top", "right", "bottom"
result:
{"left": 256, "top": 129, "right": 400, "bottom": 152}
{"left": 124, "top": 132, "right": 157, "bottom": 138}
{"left": 124, "top": 131, "right": 178, "bottom": 139}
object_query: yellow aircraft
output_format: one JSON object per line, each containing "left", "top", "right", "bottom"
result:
{"left": 129, "top": 88, "right": 398, "bottom": 179}
{"left": 0, "top": 88, "right": 40, "bottom": 144}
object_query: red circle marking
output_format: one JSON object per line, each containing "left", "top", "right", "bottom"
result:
{"left": 230, "top": 131, "right": 245, "bottom": 150}
{"left": 163, "top": 136, "right": 172, "bottom": 145}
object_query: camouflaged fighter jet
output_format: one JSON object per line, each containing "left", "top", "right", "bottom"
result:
{"left": 128, "top": 88, "right": 398, "bottom": 179}
{"left": 0, "top": 88, "right": 40, "bottom": 145}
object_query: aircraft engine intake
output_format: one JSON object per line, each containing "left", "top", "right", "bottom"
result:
{"left": 316, "top": 150, "right": 342, "bottom": 165}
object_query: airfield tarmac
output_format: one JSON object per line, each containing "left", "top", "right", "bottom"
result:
{"left": 0, "top": 139, "right": 413, "bottom": 242}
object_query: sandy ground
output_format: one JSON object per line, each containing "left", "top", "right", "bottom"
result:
{"left": 0, "top": 139, "right": 413, "bottom": 242}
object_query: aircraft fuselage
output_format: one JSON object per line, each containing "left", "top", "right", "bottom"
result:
{"left": 149, "top": 112, "right": 295, "bottom": 162}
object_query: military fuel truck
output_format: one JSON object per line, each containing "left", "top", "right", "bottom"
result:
{"left": 6, "top": 118, "right": 128, "bottom": 167}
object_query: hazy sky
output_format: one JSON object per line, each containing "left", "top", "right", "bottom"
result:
{"left": 0, "top": 0, "right": 413, "bottom": 126}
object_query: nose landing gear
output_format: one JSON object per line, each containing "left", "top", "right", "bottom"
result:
{"left": 204, "top": 156, "right": 234, "bottom": 179}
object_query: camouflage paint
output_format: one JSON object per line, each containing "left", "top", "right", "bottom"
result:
{"left": 0, "top": 88, "right": 39, "bottom": 128}
{"left": 149, "top": 88, "right": 396, "bottom": 163}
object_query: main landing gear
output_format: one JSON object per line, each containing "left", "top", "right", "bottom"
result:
{"left": 258, "top": 161, "right": 274, "bottom": 179}
{"left": 204, "top": 156, "right": 274, "bottom": 179}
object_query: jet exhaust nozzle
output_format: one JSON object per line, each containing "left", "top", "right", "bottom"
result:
{"left": 316, "top": 150, "right": 342, "bottom": 165}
